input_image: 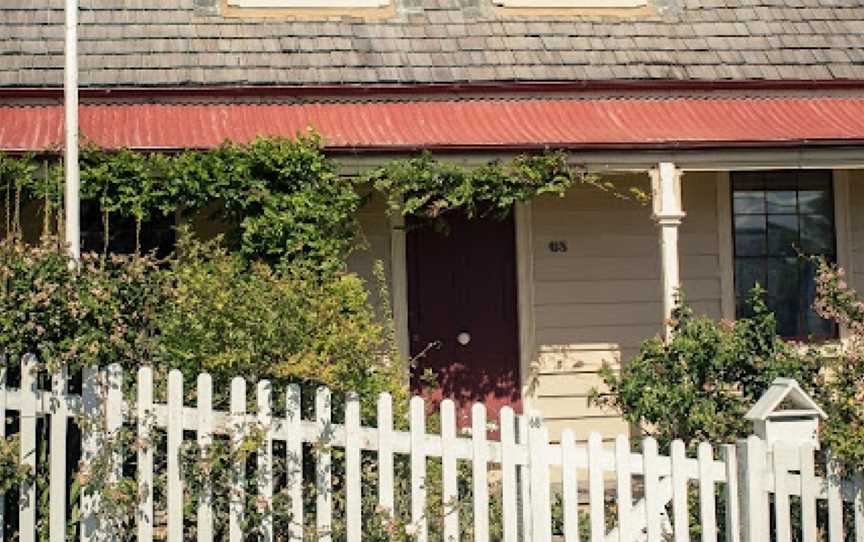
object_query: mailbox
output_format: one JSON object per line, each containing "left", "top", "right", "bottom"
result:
{"left": 744, "top": 378, "right": 827, "bottom": 449}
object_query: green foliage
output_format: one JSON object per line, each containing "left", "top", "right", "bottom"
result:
{"left": 810, "top": 259, "right": 864, "bottom": 471}
{"left": 157, "top": 231, "right": 405, "bottom": 413}
{"left": 593, "top": 288, "right": 823, "bottom": 451}
{"left": 0, "top": 239, "right": 164, "bottom": 375}
{"left": 366, "top": 150, "right": 599, "bottom": 226}
{"left": 0, "top": 434, "right": 32, "bottom": 494}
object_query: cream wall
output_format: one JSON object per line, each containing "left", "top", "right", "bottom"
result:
{"left": 846, "top": 170, "right": 864, "bottom": 293}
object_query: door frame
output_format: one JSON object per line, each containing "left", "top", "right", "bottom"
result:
{"left": 389, "top": 202, "right": 537, "bottom": 406}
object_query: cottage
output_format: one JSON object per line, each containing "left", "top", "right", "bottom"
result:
{"left": 1, "top": 0, "right": 863, "bottom": 443}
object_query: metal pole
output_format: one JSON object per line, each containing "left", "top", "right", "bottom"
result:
{"left": 64, "top": 0, "right": 80, "bottom": 261}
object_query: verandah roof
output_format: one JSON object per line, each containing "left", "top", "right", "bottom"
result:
{"left": 1, "top": 96, "right": 864, "bottom": 152}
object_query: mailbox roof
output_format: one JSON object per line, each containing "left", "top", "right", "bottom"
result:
{"left": 745, "top": 378, "right": 827, "bottom": 422}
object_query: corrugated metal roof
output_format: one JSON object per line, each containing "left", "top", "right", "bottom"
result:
{"left": 2, "top": 97, "right": 864, "bottom": 152}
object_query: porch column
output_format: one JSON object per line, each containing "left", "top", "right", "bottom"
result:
{"left": 650, "top": 162, "right": 686, "bottom": 340}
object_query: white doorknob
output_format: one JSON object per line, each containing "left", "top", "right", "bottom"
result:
{"left": 457, "top": 332, "right": 471, "bottom": 346}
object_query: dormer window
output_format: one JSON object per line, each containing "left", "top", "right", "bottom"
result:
{"left": 492, "top": 0, "right": 645, "bottom": 7}
{"left": 227, "top": 0, "right": 389, "bottom": 7}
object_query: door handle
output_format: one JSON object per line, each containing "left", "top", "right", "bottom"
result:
{"left": 457, "top": 332, "right": 471, "bottom": 346}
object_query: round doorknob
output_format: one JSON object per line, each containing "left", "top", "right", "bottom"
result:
{"left": 457, "top": 332, "right": 471, "bottom": 346}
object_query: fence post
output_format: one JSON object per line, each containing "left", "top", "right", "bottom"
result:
{"left": 19, "top": 354, "right": 37, "bottom": 542}
{"left": 737, "top": 436, "right": 769, "bottom": 542}
{"left": 0, "top": 363, "right": 5, "bottom": 542}
{"left": 80, "top": 366, "right": 100, "bottom": 542}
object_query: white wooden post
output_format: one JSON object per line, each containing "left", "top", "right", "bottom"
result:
{"left": 410, "top": 396, "right": 427, "bottom": 542}
{"left": 528, "top": 411, "right": 551, "bottom": 542}
{"left": 344, "top": 392, "right": 361, "bottom": 542}
{"left": 19, "top": 354, "right": 37, "bottom": 542}
{"left": 500, "top": 406, "right": 518, "bottom": 542}
{"left": 166, "top": 370, "right": 183, "bottom": 542}
{"left": 285, "top": 384, "right": 304, "bottom": 542}
{"left": 518, "top": 415, "right": 532, "bottom": 542}
{"left": 472, "top": 403, "right": 490, "bottom": 542}
{"left": 737, "top": 436, "right": 769, "bottom": 542}
{"left": 642, "top": 437, "right": 661, "bottom": 542}
{"left": 106, "top": 364, "right": 123, "bottom": 483}
{"left": 377, "top": 392, "right": 394, "bottom": 516}
{"left": 670, "top": 440, "right": 688, "bottom": 542}
{"left": 772, "top": 443, "right": 791, "bottom": 542}
{"left": 615, "top": 435, "right": 632, "bottom": 542}
{"left": 560, "top": 430, "right": 578, "bottom": 542}
{"left": 587, "top": 432, "right": 604, "bottom": 542}
{"left": 721, "top": 444, "right": 740, "bottom": 542}
{"left": 49, "top": 370, "right": 68, "bottom": 542}
{"left": 230, "top": 377, "right": 247, "bottom": 542}
{"left": 440, "top": 399, "right": 459, "bottom": 542}
{"left": 827, "top": 453, "right": 844, "bottom": 542}
{"left": 257, "top": 381, "right": 274, "bottom": 542}
{"left": 799, "top": 444, "right": 817, "bottom": 542}
{"left": 0, "top": 364, "right": 6, "bottom": 542}
{"left": 285, "top": 384, "right": 303, "bottom": 542}
{"left": 80, "top": 366, "right": 100, "bottom": 542}
{"left": 196, "top": 373, "right": 213, "bottom": 542}
{"left": 137, "top": 367, "right": 154, "bottom": 542}
{"left": 315, "top": 387, "right": 332, "bottom": 542}
{"left": 650, "top": 162, "right": 685, "bottom": 340}
{"left": 697, "top": 443, "right": 717, "bottom": 542}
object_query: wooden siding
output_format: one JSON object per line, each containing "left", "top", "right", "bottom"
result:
{"left": 847, "top": 170, "right": 864, "bottom": 293}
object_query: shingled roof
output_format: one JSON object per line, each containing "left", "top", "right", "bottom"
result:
{"left": 1, "top": 0, "right": 863, "bottom": 88}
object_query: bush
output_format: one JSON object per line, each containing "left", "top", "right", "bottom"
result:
{"left": 592, "top": 289, "right": 823, "bottom": 452}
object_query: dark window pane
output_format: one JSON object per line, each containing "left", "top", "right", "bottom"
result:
{"left": 80, "top": 201, "right": 175, "bottom": 258}
{"left": 763, "top": 170, "right": 798, "bottom": 191}
{"left": 766, "top": 257, "right": 799, "bottom": 303}
{"left": 766, "top": 214, "right": 798, "bottom": 256}
{"left": 732, "top": 171, "right": 763, "bottom": 190}
{"left": 733, "top": 191, "right": 765, "bottom": 214}
{"left": 734, "top": 215, "right": 766, "bottom": 256}
{"left": 798, "top": 190, "right": 831, "bottom": 216}
{"left": 766, "top": 191, "right": 796, "bottom": 213}
{"left": 735, "top": 259, "right": 764, "bottom": 300}
{"left": 797, "top": 170, "right": 832, "bottom": 190}
{"left": 799, "top": 214, "right": 834, "bottom": 255}
{"left": 800, "top": 260, "right": 835, "bottom": 340}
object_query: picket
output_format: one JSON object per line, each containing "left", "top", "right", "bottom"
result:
{"left": 670, "top": 440, "right": 688, "bottom": 542}
{"left": 344, "top": 392, "right": 361, "bottom": 542}
{"left": 499, "top": 406, "right": 518, "bottom": 542}
{"left": 196, "top": 373, "right": 213, "bottom": 542}
{"left": 316, "top": 386, "right": 332, "bottom": 542}
{"left": 614, "top": 435, "right": 632, "bottom": 542}
{"left": 697, "top": 443, "right": 717, "bottom": 542}
{"left": 49, "top": 370, "right": 68, "bottom": 542}
{"left": 0, "top": 365, "right": 6, "bottom": 542}
{"left": 410, "top": 396, "right": 427, "bottom": 542}
{"left": 588, "top": 432, "right": 604, "bottom": 542}
{"left": 19, "top": 355, "right": 37, "bottom": 542}
{"left": 472, "top": 402, "right": 490, "bottom": 542}
{"left": 167, "top": 370, "right": 183, "bottom": 542}
{"left": 0, "top": 357, "right": 861, "bottom": 542}
{"left": 138, "top": 367, "right": 154, "bottom": 542}
{"left": 799, "top": 444, "right": 817, "bottom": 542}
{"left": 560, "top": 430, "right": 578, "bottom": 542}
{"left": 258, "top": 381, "right": 274, "bottom": 542}
{"left": 643, "top": 437, "right": 661, "bottom": 542}
{"left": 230, "top": 377, "right": 247, "bottom": 542}
{"left": 440, "top": 399, "right": 459, "bottom": 542}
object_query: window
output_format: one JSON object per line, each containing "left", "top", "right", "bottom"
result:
{"left": 80, "top": 202, "right": 175, "bottom": 258}
{"left": 227, "top": 0, "right": 389, "bottom": 8}
{"left": 492, "top": 0, "right": 645, "bottom": 7}
{"left": 731, "top": 170, "right": 836, "bottom": 341}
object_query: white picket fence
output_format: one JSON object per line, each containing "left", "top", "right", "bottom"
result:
{"left": 0, "top": 354, "right": 863, "bottom": 541}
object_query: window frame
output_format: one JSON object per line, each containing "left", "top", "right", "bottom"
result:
{"left": 728, "top": 169, "right": 838, "bottom": 342}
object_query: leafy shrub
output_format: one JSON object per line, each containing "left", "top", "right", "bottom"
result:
{"left": 592, "top": 289, "right": 823, "bottom": 452}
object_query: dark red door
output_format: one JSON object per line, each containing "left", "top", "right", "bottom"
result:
{"left": 406, "top": 212, "right": 521, "bottom": 429}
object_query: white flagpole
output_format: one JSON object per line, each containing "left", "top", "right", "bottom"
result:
{"left": 64, "top": 0, "right": 80, "bottom": 261}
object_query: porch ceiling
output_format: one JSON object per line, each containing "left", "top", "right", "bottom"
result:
{"left": 2, "top": 96, "right": 864, "bottom": 152}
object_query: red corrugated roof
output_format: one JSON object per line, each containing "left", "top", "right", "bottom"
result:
{"left": 1, "top": 97, "right": 864, "bottom": 152}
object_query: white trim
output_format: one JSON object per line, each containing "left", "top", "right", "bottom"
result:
{"left": 514, "top": 202, "right": 537, "bottom": 408}
{"left": 389, "top": 212, "right": 410, "bottom": 364}
{"left": 716, "top": 171, "right": 735, "bottom": 321}
{"left": 650, "top": 162, "right": 685, "bottom": 340}
{"left": 228, "top": 0, "right": 388, "bottom": 7}
{"left": 832, "top": 170, "right": 853, "bottom": 341}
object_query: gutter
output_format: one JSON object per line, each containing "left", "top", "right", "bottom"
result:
{"left": 2, "top": 79, "right": 864, "bottom": 101}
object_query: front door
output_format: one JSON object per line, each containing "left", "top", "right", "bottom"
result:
{"left": 406, "top": 212, "right": 521, "bottom": 428}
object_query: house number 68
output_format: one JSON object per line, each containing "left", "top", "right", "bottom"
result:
{"left": 548, "top": 240, "right": 568, "bottom": 253}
